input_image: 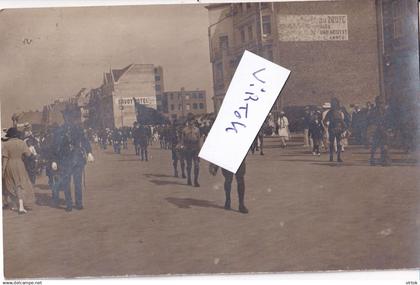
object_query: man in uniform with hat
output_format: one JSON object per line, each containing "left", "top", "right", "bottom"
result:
{"left": 181, "top": 113, "right": 201, "bottom": 187}
{"left": 51, "top": 104, "right": 94, "bottom": 212}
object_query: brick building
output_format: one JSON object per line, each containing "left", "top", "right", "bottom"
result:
{"left": 162, "top": 88, "right": 207, "bottom": 121}
{"left": 207, "top": 1, "right": 419, "bottom": 119}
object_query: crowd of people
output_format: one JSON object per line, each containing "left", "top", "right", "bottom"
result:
{"left": 1, "top": 96, "right": 416, "bottom": 215}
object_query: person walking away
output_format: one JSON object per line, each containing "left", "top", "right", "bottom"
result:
{"left": 368, "top": 96, "right": 392, "bottom": 166}
{"left": 181, "top": 113, "right": 201, "bottom": 187}
{"left": 277, "top": 111, "right": 289, "bottom": 148}
{"left": 2, "top": 127, "right": 35, "bottom": 214}
{"left": 138, "top": 123, "right": 149, "bottom": 161}
{"left": 51, "top": 105, "right": 94, "bottom": 212}
{"left": 209, "top": 159, "right": 248, "bottom": 214}
{"left": 112, "top": 128, "right": 122, "bottom": 154}
{"left": 309, "top": 111, "right": 324, "bottom": 156}
{"left": 169, "top": 121, "right": 185, "bottom": 178}
{"left": 323, "top": 98, "right": 346, "bottom": 162}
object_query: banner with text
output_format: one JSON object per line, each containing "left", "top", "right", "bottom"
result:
{"left": 278, "top": 15, "right": 348, "bottom": 41}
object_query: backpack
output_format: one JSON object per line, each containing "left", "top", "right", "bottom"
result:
{"left": 183, "top": 127, "right": 200, "bottom": 146}
{"left": 329, "top": 110, "right": 346, "bottom": 134}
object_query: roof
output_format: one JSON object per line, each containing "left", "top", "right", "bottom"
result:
{"left": 112, "top": 64, "right": 133, "bottom": 82}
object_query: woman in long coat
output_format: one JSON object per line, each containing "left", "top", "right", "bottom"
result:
{"left": 2, "top": 127, "right": 35, "bottom": 214}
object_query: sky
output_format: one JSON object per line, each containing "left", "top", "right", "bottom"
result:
{"left": 0, "top": 4, "right": 213, "bottom": 126}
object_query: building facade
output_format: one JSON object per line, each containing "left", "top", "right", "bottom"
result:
{"left": 101, "top": 64, "right": 163, "bottom": 128}
{"left": 207, "top": 1, "right": 419, "bottom": 118}
{"left": 162, "top": 88, "right": 207, "bottom": 120}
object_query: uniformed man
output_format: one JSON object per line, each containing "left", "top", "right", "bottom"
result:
{"left": 169, "top": 120, "right": 185, "bottom": 178}
{"left": 181, "top": 113, "right": 201, "bottom": 187}
{"left": 368, "top": 96, "right": 392, "bottom": 166}
{"left": 51, "top": 105, "right": 94, "bottom": 212}
{"left": 112, "top": 128, "right": 122, "bottom": 154}
{"left": 137, "top": 123, "right": 149, "bottom": 161}
{"left": 209, "top": 159, "right": 248, "bottom": 214}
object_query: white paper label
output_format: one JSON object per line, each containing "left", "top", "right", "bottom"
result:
{"left": 199, "top": 50, "right": 290, "bottom": 173}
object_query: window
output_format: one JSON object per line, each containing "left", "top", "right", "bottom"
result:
{"left": 193, "top": 103, "right": 198, "bottom": 109}
{"left": 219, "top": 35, "right": 229, "bottom": 50}
{"left": 240, "top": 28, "right": 246, "bottom": 43}
{"left": 198, "top": 93, "right": 204, "bottom": 99}
{"left": 155, "top": 75, "right": 161, "bottom": 81}
{"left": 185, "top": 95, "right": 190, "bottom": 100}
{"left": 171, "top": 104, "right": 174, "bottom": 111}
{"left": 262, "top": 15, "right": 271, "bottom": 35}
{"left": 186, "top": 104, "right": 191, "bottom": 111}
{"left": 178, "top": 104, "right": 182, "bottom": 110}
{"left": 392, "top": 1, "right": 405, "bottom": 39}
{"left": 178, "top": 94, "right": 182, "bottom": 100}
{"left": 248, "top": 26, "right": 253, "bottom": 41}
{"left": 261, "top": 2, "right": 269, "bottom": 9}
{"left": 215, "top": 62, "right": 224, "bottom": 84}
{"left": 155, "top": 85, "right": 161, "bottom": 92}
{"left": 246, "top": 3, "right": 251, "bottom": 10}
{"left": 199, "top": 103, "right": 204, "bottom": 109}
{"left": 192, "top": 93, "right": 197, "bottom": 99}
{"left": 170, "top": 94, "right": 174, "bottom": 100}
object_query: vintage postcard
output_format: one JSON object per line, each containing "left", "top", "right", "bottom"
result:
{"left": 1, "top": 0, "right": 419, "bottom": 279}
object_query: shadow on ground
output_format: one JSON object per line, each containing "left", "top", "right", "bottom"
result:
{"left": 165, "top": 197, "right": 224, "bottom": 210}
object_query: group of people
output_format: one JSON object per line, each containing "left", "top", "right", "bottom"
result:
{"left": 301, "top": 96, "right": 394, "bottom": 165}
{"left": 2, "top": 105, "right": 94, "bottom": 214}
{"left": 1, "top": 95, "right": 404, "bottom": 216}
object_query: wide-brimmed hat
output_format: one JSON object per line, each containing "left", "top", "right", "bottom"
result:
{"left": 322, "top": 102, "right": 331, "bottom": 109}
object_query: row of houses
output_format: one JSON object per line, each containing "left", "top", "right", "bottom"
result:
{"left": 13, "top": 64, "right": 208, "bottom": 130}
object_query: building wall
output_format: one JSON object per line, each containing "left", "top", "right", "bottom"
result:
{"left": 378, "top": 0, "right": 419, "bottom": 110}
{"left": 274, "top": 0, "right": 381, "bottom": 108}
{"left": 155, "top": 66, "right": 165, "bottom": 112}
{"left": 110, "top": 64, "right": 158, "bottom": 128}
{"left": 164, "top": 89, "right": 207, "bottom": 120}
{"left": 207, "top": 0, "right": 383, "bottom": 114}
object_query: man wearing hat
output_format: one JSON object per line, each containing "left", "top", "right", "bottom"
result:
{"left": 51, "top": 104, "right": 94, "bottom": 212}
{"left": 181, "top": 113, "right": 201, "bottom": 187}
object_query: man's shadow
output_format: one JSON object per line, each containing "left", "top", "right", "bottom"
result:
{"left": 35, "top": 192, "right": 65, "bottom": 208}
{"left": 165, "top": 197, "right": 224, "bottom": 210}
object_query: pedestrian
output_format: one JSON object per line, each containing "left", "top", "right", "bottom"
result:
{"left": 112, "top": 128, "right": 122, "bottom": 154}
{"left": 132, "top": 122, "right": 141, "bottom": 156}
{"left": 277, "top": 111, "right": 289, "bottom": 148}
{"left": 137, "top": 123, "right": 149, "bottom": 161}
{"left": 321, "top": 102, "right": 331, "bottom": 152}
{"left": 303, "top": 107, "right": 311, "bottom": 148}
{"left": 209, "top": 159, "right": 248, "bottom": 214}
{"left": 169, "top": 120, "right": 186, "bottom": 178}
{"left": 181, "top": 113, "right": 201, "bottom": 187}
{"left": 309, "top": 111, "right": 324, "bottom": 156}
{"left": 51, "top": 105, "right": 94, "bottom": 212}
{"left": 323, "top": 98, "right": 346, "bottom": 162}
{"left": 23, "top": 129, "right": 40, "bottom": 185}
{"left": 2, "top": 127, "right": 35, "bottom": 214}
{"left": 368, "top": 96, "right": 392, "bottom": 166}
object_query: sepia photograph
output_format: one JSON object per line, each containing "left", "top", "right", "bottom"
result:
{"left": 0, "top": 0, "right": 419, "bottom": 279}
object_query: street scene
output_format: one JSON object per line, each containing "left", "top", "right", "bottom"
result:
{"left": 1, "top": 0, "right": 419, "bottom": 279}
